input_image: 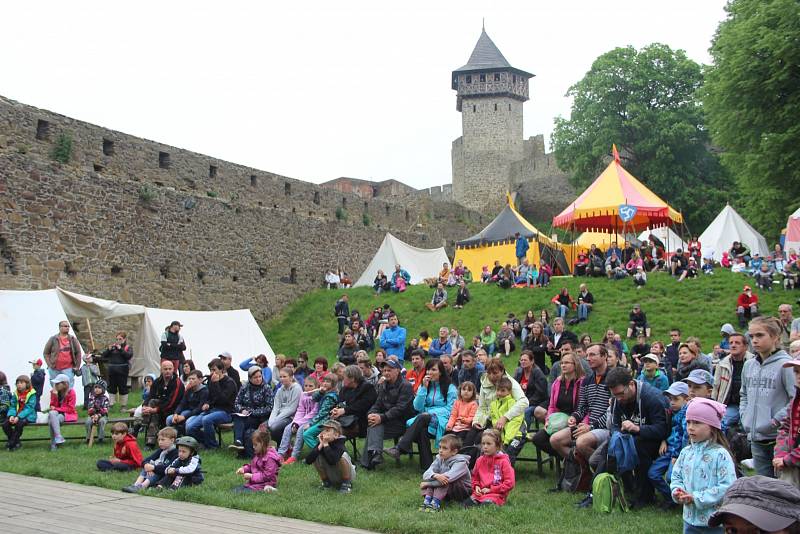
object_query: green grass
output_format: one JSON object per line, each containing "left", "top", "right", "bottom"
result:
{"left": 1, "top": 269, "right": 793, "bottom": 533}
{"left": 263, "top": 269, "right": 791, "bottom": 361}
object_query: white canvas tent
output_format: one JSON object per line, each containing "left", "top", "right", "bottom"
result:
{"left": 354, "top": 233, "right": 450, "bottom": 287}
{"left": 698, "top": 204, "right": 770, "bottom": 262}
{"left": 0, "top": 288, "right": 274, "bottom": 406}
{"left": 785, "top": 206, "right": 800, "bottom": 254}
{"left": 638, "top": 227, "right": 688, "bottom": 254}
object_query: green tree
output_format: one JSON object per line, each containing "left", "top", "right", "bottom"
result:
{"left": 551, "top": 44, "right": 732, "bottom": 232}
{"left": 704, "top": 0, "right": 800, "bottom": 238}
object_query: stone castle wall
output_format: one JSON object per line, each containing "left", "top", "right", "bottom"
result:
{"left": 0, "top": 96, "right": 482, "bottom": 330}
{"left": 510, "top": 135, "right": 576, "bottom": 223}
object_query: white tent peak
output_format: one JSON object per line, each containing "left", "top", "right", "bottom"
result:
{"left": 698, "top": 205, "right": 769, "bottom": 261}
{"left": 637, "top": 227, "right": 688, "bottom": 254}
{"left": 354, "top": 233, "right": 450, "bottom": 287}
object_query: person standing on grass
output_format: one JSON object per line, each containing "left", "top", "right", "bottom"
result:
{"left": 43, "top": 320, "right": 81, "bottom": 389}
{"left": 740, "top": 316, "right": 796, "bottom": 478}
{"left": 515, "top": 232, "right": 529, "bottom": 265}
{"left": 101, "top": 331, "right": 133, "bottom": 412}
{"left": 159, "top": 321, "right": 186, "bottom": 367}
{"left": 380, "top": 314, "right": 407, "bottom": 362}
{"left": 334, "top": 294, "right": 350, "bottom": 337}
{"left": 711, "top": 333, "right": 751, "bottom": 428}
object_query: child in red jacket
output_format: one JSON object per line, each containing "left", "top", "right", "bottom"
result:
{"left": 774, "top": 355, "right": 800, "bottom": 487}
{"left": 97, "top": 422, "right": 142, "bottom": 471}
{"left": 464, "top": 428, "right": 515, "bottom": 507}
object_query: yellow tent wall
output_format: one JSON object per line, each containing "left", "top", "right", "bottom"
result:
{"left": 454, "top": 240, "right": 542, "bottom": 278}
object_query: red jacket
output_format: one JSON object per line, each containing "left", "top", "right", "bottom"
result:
{"left": 50, "top": 389, "right": 78, "bottom": 422}
{"left": 114, "top": 434, "right": 143, "bottom": 468}
{"left": 471, "top": 452, "right": 515, "bottom": 505}
{"left": 407, "top": 368, "right": 426, "bottom": 394}
{"left": 775, "top": 395, "right": 800, "bottom": 468}
{"left": 737, "top": 292, "right": 758, "bottom": 308}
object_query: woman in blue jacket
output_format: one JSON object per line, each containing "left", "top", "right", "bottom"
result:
{"left": 385, "top": 359, "right": 456, "bottom": 470}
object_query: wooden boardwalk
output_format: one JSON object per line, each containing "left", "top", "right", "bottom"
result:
{"left": 0, "top": 472, "right": 374, "bottom": 534}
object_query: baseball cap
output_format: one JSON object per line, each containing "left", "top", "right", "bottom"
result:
{"left": 170, "top": 320, "right": 183, "bottom": 327}
{"left": 219, "top": 351, "right": 233, "bottom": 359}
{"left": 708, "top": 476, "right": 800, "bottom": 529}
{"left": 743, "top": 285, "right": 751, "bottom": 291}
{"left": 29, "top": 358, "right": 43, "bottom": 367}
{"left": 321, "top": 420, "right": 342, "bottom": 434}
{"left": 633, "top": 303, "right": 641, "bottom": 309}
{"left": 783, "top": 355, "right": 800, "bottom": 369}
{"left": 384, "top": 359, "right": 403, "bottom": 370}
{"left": 664, "top": 381, "right": 689, "bottom": 397}
{"left": 52, "top": 374, "right": 70, "bottom": 385}
{"left": 683, "top": 369, "right": 714, "bottom": 386}
{"left": 641, "top": 354, "right": 659, "bottom": 365}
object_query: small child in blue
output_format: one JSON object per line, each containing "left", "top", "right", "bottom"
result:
{"left": 155, "top": 436, "right": 204, "bottom": 489}
{"left": 671, "top": 398, "right": 736, "bottom": 534}
{"left": 122, "top": 427, "right": 178, "bottom": 493}
{"left": 649, "top": 381, "right": 689, "bottom": 508}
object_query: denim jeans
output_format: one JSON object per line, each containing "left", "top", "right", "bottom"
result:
{"left": 186, "top": 409, "right": 231, "bottom": 448}
{"left": 166, "top": 410, "right": 192, "bottom": 428}
{"left": 683, "top": 522, "right": 722, "bottom": 534}
{"left": 232, "top": 414, "right": 265, "bottom": 443}
{"left": 648, "top": 452, "right": 674, "bottom": 499}
{"left": 750, "top": 440, "right": 777, "bottom": 478}
{"left": 48, "top": 368, "right": 75, "bottom": 389}
{"left": 723, "top": 404, "right": 740, "bottom": 429}
{"left": 555, "top": 304, "right": 568, "bottom": 319}
{"left": 577, "top": 303, "right": 590, "bottom": 321}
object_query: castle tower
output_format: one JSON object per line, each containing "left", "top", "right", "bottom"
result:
{"left": 451, "top": 28, "right": 534, "bottom": 213}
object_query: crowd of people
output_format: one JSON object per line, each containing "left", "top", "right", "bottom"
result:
{"left": 3, "top": 240, "right": 800, "bottom": 531}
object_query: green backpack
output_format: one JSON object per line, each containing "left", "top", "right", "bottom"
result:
{"left": 592, "top": 473, "right": 629, "bottom": 513}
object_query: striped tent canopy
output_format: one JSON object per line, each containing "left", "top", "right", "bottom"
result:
{"left": 552, "top": 145, "right": 683, "bottom": 232}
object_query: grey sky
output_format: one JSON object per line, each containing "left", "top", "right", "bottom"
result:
{"left": 2, "top": 1, "right": 727, "bottom": 189}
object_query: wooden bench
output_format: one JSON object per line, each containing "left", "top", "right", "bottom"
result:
{"left": 0, "top": 417, "right": 135, "bottom": 443}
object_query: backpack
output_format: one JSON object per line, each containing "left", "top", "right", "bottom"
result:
{"left": 592, "top": 472, "right": 629, "bottom": 513}
{"left": 558, "top": 446, "right": 591, "bottom": 492}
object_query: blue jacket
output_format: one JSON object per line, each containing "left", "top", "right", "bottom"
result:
{"left": 391, "top": 269, "right": 410, "bottom": 287}
{"left": 671, "top": 440, "right": 736, "bottom": 526}
{"left": 380, "top": 326, "right": 407, "bottom": 360}
{"left": 407, "top": 382, "right": 457, "bottom": 447}
{"left": 637, "top": 370, "right": 669, "bottom": 392}
{"left": 666, "top": 404, "right": 687, "bottom": 458}
{"left": 428, "top": 339, "right": 452, "bottom": 358}
{"left": 515, "top": 237, "right": 530, "bottom": 258}
{"left": 609, "top": 381, "right": 669, "bottom": 442}
{"left": 8, "top": 388, "right": 37, "bottom": 423}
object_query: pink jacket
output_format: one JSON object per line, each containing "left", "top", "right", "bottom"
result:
{"left": 446, "top": 399, "right": 478, "bottom": 433}
{"left": 291, "top": 392, "right": 319, "bottom": 426}
{"left": 243, "top": 447, "right": 282, "bottom": 490}
{"left": 50, "top": 389, "right": 78, "bottom": 422}
{"left": 546, "top": 377, "right": 583, "bottom": 423}
{"left": 471, "top": 452, "right": 515, "bottom": 505}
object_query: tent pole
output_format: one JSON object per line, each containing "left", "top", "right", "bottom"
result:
{"left": 85, "top": 318, "right": 96, "bottom": 352}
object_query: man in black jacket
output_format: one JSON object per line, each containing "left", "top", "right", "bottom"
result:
{"left": 141, "top": 360, "right": 185, "bottom": 447}
{"left": 335, "top": 295, "right": 350, "bottom": 336}
{"left": 361, "top": 359, "right": 414, "bottom": 470}
{"left": 454, "top": 350, "right": 483, "bottom": 392}
{"left": 606, "top": 367, "right": 670, "bottom": 508}
{"left": 330, "top": 365, "right": 377, "bottom": 436}
{"left": 218, "top": 352, "right": 242, "bottom": 389}
{"left": 186, "top": 358, "right": 237, "bottom": 449}
{"left": 547, "top": 318, "right": 579, "bottom": 364}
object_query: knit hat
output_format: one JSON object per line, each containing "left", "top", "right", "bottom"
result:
{"left": 248, "top": 366, "right": 262, "bottom": 378}
{"left": 93, "top": 379, "right": 107, "bottom": 393}
{"left": 685, "top": 397, "right": 726, "bottom": 429}
{"left": 709, "top": 476, "right": 800, "bottom": 529}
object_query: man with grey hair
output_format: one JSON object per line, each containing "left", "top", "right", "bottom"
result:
{"left": 546, "top": 317, "right": 578, "bottom": 364}
{"left": 428, "top": 327, "right": 452, "bottom": 358}
{"left": 330, "top": 365, "right": 376, "bottom": 436}
{"left": 778, "top": 303, "right": 800, "bottom": 349}
{"left": 361, "top": 360, "right": 414, "bottom": 470}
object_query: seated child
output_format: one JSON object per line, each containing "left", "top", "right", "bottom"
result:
{"left": 488, "top": 377, "right": 526, "bottom": 463}
{"left": 131, "top": 373, "right": 157, "bottom": 437}
{"left": 97, "top": 422, "right": 143, "bottom": 472}
{"left": 464, "top": 429, "right": 515, "bottom": 507}
{"left": 122, "top": 426, "right": 178, "bottom": 493}
{"left": 649, "top": 381, "right": 689, "bottom": 508}
{"left": 304, "top": 419, "right": 355, "bottom": 493}
{"left": 2, "top": 374, "right": 36, "bottom": 450}
{"left": 0, "top": 372, "right": 10, "bottom": 425}
{"left": 419, "top": 434, "right": 471, "bottom": 511}
{"left": 156, "top": 436, "right": 204, "bottom": 489}
{"left": 85, "top": 379, "right": 110, "bottom": 444}
{"left": 637, "top": 354, "right": 669, "bottom": 392}
{"left": 300, "top": 374, "right": 339, "bottom": 452}
{"left": 445, "top": 381, "right": 478, "bottom": 440}
{"left": 235, "top": 429, "right": 281, "bottom": 493}
{"left": 278, "top": 377, "right": 319, "bottom": 463}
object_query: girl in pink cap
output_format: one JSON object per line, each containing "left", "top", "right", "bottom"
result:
{"left": 670, "top": 397, "right": 737, "bottom": 534}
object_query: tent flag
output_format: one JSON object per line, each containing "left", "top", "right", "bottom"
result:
{"left": 354, "top": 233, "right": 450, "bottom": 287}
{"left": 612, "top": 144, "right": 620, "bottom": 163}
{"left": 698, "top": 204, "right": 770, "bottom": 262}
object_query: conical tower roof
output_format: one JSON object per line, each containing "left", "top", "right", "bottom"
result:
{"left": 454, "top": 29, "right": 511, "bottom": 72}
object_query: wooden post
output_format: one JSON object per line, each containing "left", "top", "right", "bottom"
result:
{"left": 85, "top": 318, "right": 96, "bottom": 352}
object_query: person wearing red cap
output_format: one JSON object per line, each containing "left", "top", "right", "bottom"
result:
{"left": 736, "top": 286, "right": 759, "bottom": 328}
{"left": 29, "top": 358, "right": 45, "bottom": 412}
{"left": 671, "top": 397, "right": 737, "bottom": 533}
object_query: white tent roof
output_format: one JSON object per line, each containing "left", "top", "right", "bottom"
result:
{"left": 698, "top": 204, "right": 770, "bottom": 261}
{"left": 638, "top": 227, "right": 688, "bottom": 253}
{"left": 785, "top": 206, "right": 800, "bottom": 254}
{"left": 0, "top": 288, "right": 274, "bottom": 405}
{"left": 354, "top": 233, "right": 450, "bottom": 287}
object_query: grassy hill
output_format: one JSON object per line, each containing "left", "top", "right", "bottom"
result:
{"left": 264, "top": 269, "right": 793, "bottom": 360}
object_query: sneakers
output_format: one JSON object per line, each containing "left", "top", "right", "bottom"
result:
{"left": 50, "top": 444, "right": 58, "bottom": 452}
{"left": 320, "top": 480, "right": 332, "bottom": 490}
{"left": 283, "top": 457, "right": 297, "bottom": 465}
{"left": 121, "top": 485, "right": 142, "bottom": 494}
{"left": 53, "top": 435, "right": 66, "bottom": 446}
{"left": 383, "top": 447, "right": 401, "bottom": 460}
{"left": 576, "top": 494, "right": 593, "bottom": 508}
{"left": 228, "top": 440, "right": 245, "bottom": 451}
{"left": 338, "top": 481, "right": 352, "bottom": 494}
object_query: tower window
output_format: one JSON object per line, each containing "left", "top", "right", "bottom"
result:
{"left": 494, "top": 73, "right": 500, "bottom": 81}
{"left": 285, "top": 182, "right": 291, "bottom": 196}
{"left": 509, "top": 104, "right": 511, "bottom": 111}
{"left": 473, "top": 105, "right": 476, "bottom": 113}
{"left": 209, "top": 165, "right": 218, "bottom": 178}
{"left": 479, "top": 74, "right": 485, "bottom": 82}
{"left": 102, "top": 138, "right": 115, "bottom": 156}
{"left": 158, "top": 151, "right": 170, "bottom": 169}
{"left": 250, "top": 175, "right": 257, "bottom": 187}
{"left": 466, "top": 75, "right": 471, "bottom": 84}
{"left": 494, "top": 103, "right": 497, "bottom": 111}
{"left": 35, "top": 120, "right": 50, "bottom": 140}
{"left": 513, "top": 75, "right": 517, "bottom": 83}
{"left": 313, "top": 191, "right": 320, "bottom": 205}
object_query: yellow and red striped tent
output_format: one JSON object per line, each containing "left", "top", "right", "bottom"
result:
{"left": 552, "top": 145, "right": 683, "bottom": 233}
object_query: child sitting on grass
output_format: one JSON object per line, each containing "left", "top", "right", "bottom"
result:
{"left": 304, "top": 420, "right": 355, "bottom": 493}
{"left": 156, "top": 436, "right": 204, "bottom": 489}
{"left": 97, "top": 422, "right": 143, "bottom": 472}
{"left": 85, "top": 379, "right": 110, "bottom": 444}
{"left": 278, "top": 376, "right": 319, "bottom": 462}
{"left": 464, "top": 429, "right": 515, "bottom": 508}
{"left": 235, "top": 429, "right": 282, "bottom": 493}
{"left": 671, "top": 398, "right": 736, "bottom": 533}
{"left": 122, "top": 426, "right": 178, "bottom": 493}
{"left": 419, "top": 434, "right": 471, "bottom": 512}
